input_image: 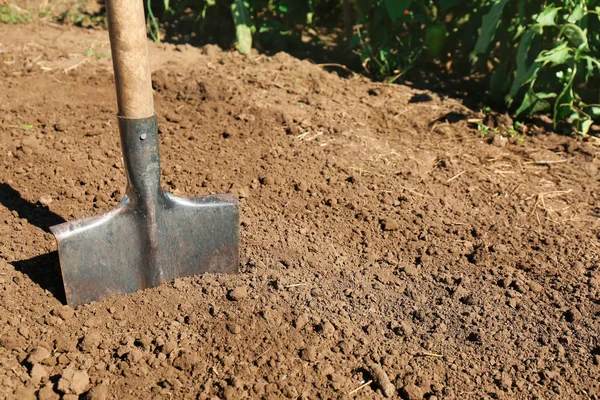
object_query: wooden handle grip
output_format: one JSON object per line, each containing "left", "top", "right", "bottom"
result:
{"left": 106, "top": 0, "right": 154, "bottom": 119}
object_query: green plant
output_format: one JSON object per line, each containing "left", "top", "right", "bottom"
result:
{"left": 471, "top": 1, "right": 600, "bottom": 135}
{"left": 0, "top": 4, "right": 32, "bottom": 23}
{"left": 144, "top": 0, "right": 599, "bottom": 135}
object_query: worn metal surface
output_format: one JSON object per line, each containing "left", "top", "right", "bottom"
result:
{"left": 50, "top": 115, "right": 239, "bottom": 307}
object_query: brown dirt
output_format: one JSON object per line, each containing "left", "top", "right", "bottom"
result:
{"left": 1, "top": 21, "right": 600, "bottom": 400}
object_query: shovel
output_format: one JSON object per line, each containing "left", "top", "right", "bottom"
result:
{"left": 50, "top": 0, "right": 239, "bottom": 307}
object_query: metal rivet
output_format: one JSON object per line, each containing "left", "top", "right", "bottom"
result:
{"left": 140, "top": 133, "right": 147, "bottom": 140}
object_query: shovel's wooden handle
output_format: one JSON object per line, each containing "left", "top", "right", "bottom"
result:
{"left": 106, "top": 0, "right": 154, "bottom": 119}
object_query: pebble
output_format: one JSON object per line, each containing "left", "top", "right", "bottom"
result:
{"left": 371, "top": 363, "right": 395, "bottom": 398}
{"left": 228, "top": 286, "right": 248, "bottom": 301}
{"left": 86, "top": 385, "right": 108, "bottom": 400}
{"left": 30, "top": 364, "right": 49, "bottom": 384}
{"left": 79, "top": 331, "right": 103, "bottom": 353}
{"left": 381, "top": 218, "right": 400, "bottom": 231}
{"left": 173, "top": 279, "right": 188, "bottom": 290}
{"left": 294, "top": 313, "right": 309, "bottom": 330}
{"left": 57, "top": 368, "right": 89, "bottom": 395}
{"left": 38, "top": 384, "right": 59, "bottom": 400}
{"left": 39, "top": 195, "right": 53, "bottom": 206}
{"left": 321, "top": 321, "right": 336, "bottom": 338}
{"left": 403, "top": 264, "right": 419, "bottom": 277}
{"left": 300, "top": 346, "right": 317, "bottom": 362}
{"left": 27, "top": 346, "right": 51, "bottom": 364}
{"left": 261, "top": 175, "right": 275, "bottom": 186}
{"left": 529, "top": 280, "right": 543, "bottom": 293}
{"left": 399, "top": 384, "right": 424, "bottom": 400}
{"left": 172, "top": 353, "right": 199, "bottom": 372}
{"left": 296, "top": 182, "right": 309, "bottom": 191}
{"left": 165, "top": 112, "right": 182, "bottom": 123}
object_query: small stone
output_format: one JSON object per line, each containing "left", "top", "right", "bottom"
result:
{"left": 230, "top": 185, "right": 250, "bottom": 198}
{"left": 79, "top": 331, "right": 103, "bottom": 353}
{"left": 490, "top": 134, "right": 507, "bottom": 148}
{"left": 228, "top": 286, "right": 248, "bottom": 301}
{"left": 226, "top": 324, "right": 241, "bottom": 334}
{"left": 165, "top": 112, "right": 182, "bottom": 123}
{"left": 38, "top": 384, "right": 60, "bottom": 400}
{"left": 529, "top": 280, "right": 543, "bottom": 293}
{"left": 39, "top": 196, "right": 53, "bottom": 206}
{"left": 371, "top": 364, "right": 395, "bottom": 398}
{"left": 28, "top": 347, "right": 51, "bottom": 364}
{"left": 452, "top": 285, "right": 469, "bottom": 300}
{"left": 85, "top": 384, "right": 108, "bottom": 400}
{"left": 295, "top": 182, "right": 309, "bottom": 191}
{"left": 126, "top": 348, "right": 144, "bottom": 364}
{"left": 399, "top": 383, "right": 424, "bottom": 400}
{"left": 381, "top": 218, "right": 400, "bottom": 231}
{"left": 30, "top": 364, "right": 49, "bottom": 385}
{"left": 57, "top": 368, "right": 89, "bottom": 395}
{"left": 223, "top": 386, "right": 237, "bottom": 400}
{"left": 261, "top": 175, "right": 275, "bottom": 186}
{"left": 173, "top": 279, "right": 187, "bottom": 290}
{"left": 172, "top": 353, "right": 199, "bottom": 372}
{"left": 300, "top": 346, "right": 317, "bottom": 362}
{"left": 294, "top": 313, "right": 309, "bottom": 330}
{"left": 403, "top": 265, "right": 419, "bottom": 277}
{"left": 54, "top": 337, "right": 78, "bottom": 353}
{"left": 321, "top": 321, "right": 336, "bottom": 338}
{"left": 54, "top": 123, "right": 66, "bottom": 132}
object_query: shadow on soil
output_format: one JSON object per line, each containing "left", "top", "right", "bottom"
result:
{"left": 0, "top": 183, "right": 67, "bottom": 304}
{"left": 11, "top": 253, "right": 66, "bottom": 305}
{"left": 0, "top": 183, "right": 66, "bottom": 231}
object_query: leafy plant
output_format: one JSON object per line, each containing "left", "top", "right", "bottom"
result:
{"left": 471, "top": 1, "right": 600, "bottom": 135}
{"left": 0, "top": 4, "right": 33, "bottom": 23}
{"left": 143, "top": 0, "right": 600, "bottom": 135}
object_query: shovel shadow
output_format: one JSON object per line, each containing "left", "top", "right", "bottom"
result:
{"left": 0, "top": 183, "right": 67, "bottom": 304}
{"left": 11, "top": 252, "right": 66, "bottom": 304}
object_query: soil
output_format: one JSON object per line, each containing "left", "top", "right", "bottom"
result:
{"left": 1, "top": 20, "right": 600, "bottom": 400}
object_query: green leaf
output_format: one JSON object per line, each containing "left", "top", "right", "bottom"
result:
{"left": 470, "top": 0, "right": 510, "bottom": 63}
{"left": 506, "top": 28, "right": 540, "bottom": 105}
{"left": 588, "top": 106, "right": 600, "bottom": 117}
{"left": 231, "top": 0, "right": 253, "bottom": 54}
{"left": 516, "top": 90, "right": 554, "bottom": 116}
{"left": 581, "top": 118, "right": 593, "bottom": 135}
{"left": 554, "top": 86, "right": 575, "bottom": 122}
{"left": 567, "top": 4, "right": 585, "bottom": 23}
{"left": 583, "top": 55, "right": 600, "bottom": 82}
{"left": 560, "top": 24, "right": 588, "bottom": 50}
{"left": 19, "top": 124, "right": 33, "bottom": 130}
{"left": 535, "top": 42, "right": 572, "bottom": 66}
{"left": 384, "top": 0, "right": 411, "bottom": 22}
{"left": 535, "top": 6, "right": 560, "bottom": 26}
